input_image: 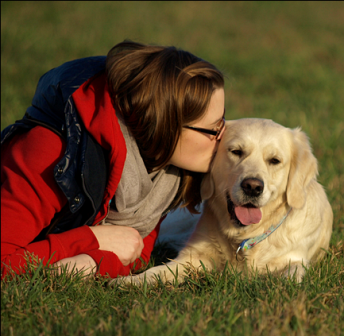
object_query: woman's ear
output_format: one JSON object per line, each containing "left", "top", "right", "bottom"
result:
{"left": 201, "top": 172, "right": 215, "bottom": 200}
{"left": 286, "top": 128, "right": 318, "bottom": 209}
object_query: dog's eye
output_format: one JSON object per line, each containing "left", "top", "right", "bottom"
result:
{"left": 269, "top": 158, "right": 281, "bottom": 165}
{"left": 231, "top": 149, "right": 243, "bottom": 157}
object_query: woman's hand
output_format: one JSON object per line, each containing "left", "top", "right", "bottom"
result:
{"left": 53, "top": 254, "right": 97, "bottom": 276}
{"left": 52, "top": 226, "right": 144, "bottom": 275}
{"left": 89, "top": 225, "right": 144, "bottom": 266}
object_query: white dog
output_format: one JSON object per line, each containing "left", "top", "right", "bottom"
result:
{"left": 109, "top": 119, "right": 333, "bottom": 285}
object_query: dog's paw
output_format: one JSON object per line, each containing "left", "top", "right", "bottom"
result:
{"left": 283, "top": 262, "right": 306, "bottom": 282}
{"left": 107, "top": 275, "right": 133, "bottom": 287}
{"left": 107, "top": 273, "right": 157, "bottom": 288}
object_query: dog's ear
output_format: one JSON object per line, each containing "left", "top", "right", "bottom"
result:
{"left": 201, "top": 173, "right": 215, "bottom": 200}
{"left": 286, "top": 128, "right": 318, "bottom": 209}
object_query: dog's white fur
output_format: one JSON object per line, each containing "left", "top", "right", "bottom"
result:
{"left": 110, "top": 119, "right": 333, "bottom": 285}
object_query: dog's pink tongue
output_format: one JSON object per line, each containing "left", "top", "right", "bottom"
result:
{"left": 234, "top": 206, "right": 262, "bottom": 225}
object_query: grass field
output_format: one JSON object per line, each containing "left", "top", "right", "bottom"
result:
{"left": 1, "top": 1, "right": 344, "bottom": 335}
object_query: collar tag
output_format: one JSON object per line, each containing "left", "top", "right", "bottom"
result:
{"left": 236, "top": 239, "right": 249, "bottom": 254}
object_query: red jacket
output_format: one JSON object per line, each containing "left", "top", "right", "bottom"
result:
{"left": 1, "top": 73, "right": 160, "bottom": 278}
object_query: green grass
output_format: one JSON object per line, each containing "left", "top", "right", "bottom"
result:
{"left": 1, "top": 1, "right": 344, "bottom": 335}
{"left": 1, "top": 243, "right": 343, "bottom": 336}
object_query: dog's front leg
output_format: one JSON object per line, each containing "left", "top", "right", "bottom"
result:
{"left": 108, "top": 248, "right": 193, "bottom": 287}
{"left": 114, "top": 260, "right": 186, "bottom": 287}
{"left": 108, "top": 246, "right": 214, "bottom": 287}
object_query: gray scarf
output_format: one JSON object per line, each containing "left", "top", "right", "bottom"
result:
{"left": 103, "top": 115, "right": 181, "bottom": 238}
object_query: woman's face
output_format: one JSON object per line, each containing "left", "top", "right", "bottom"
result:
{"left": 168, "top": 88, "right": 225, "bottom": 173}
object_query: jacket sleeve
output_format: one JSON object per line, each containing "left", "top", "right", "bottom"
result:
{"left": 1, "top": 127, "right": 100, "bottom": 277}
{"left": 1, "top": 126, "right": 163, "bottom": 279}
{"left": 85, "top": 219, "right": 162, "bottom": 278}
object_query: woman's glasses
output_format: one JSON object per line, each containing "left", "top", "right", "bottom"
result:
{"left": 183, "top": 117, "right": 225, "bottom": 140}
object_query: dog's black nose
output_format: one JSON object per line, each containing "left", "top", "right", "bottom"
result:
{"left": 241, "top": 178, "right": 264, "bottom": 197}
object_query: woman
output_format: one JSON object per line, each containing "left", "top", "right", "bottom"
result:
{"left": 1, "top": 40, "right": 225, "bottom": 279}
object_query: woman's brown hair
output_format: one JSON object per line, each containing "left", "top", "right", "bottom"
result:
{"left": 106, "top": 40, "right": 224, "bottom": 213}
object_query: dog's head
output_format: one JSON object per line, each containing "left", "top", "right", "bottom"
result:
{"left": 201, "top": 118, "right": 318, "bottom": 227}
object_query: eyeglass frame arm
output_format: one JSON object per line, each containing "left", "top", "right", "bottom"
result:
{"left": 183, "top": 117, "right": 225, "bottom": 137}
{"left": 183, "top": 125, "right": 219, "bottom": 136}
